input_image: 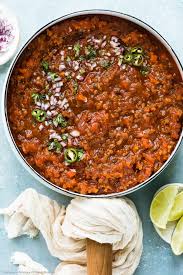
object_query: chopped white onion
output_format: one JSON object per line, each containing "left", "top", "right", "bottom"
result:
{"left": 87, "top": 62, "right": 96, "bottom": 71}
{"left": 53, "top": 81, "right": 63, "bottom": 89}
{"left": 50, "top": 95, "right": 57, "bottom": 106}
{"left": 101, "top": 41, "right": 107, "bottom": 48}
{"left": 70, "top": 130, "right": 80, "bottom": 137}
{"left": 36, "top": 101, "right": 41, "bottom": 107}
{"left": 61, "top": 141, "right": 67, "bottom": 147}
{"left": 114, "top": 50, "right": 121, "bottom": 56}
{"left": 51, "top": 110, "right": 58, "bottom": 116}
{"left": 64, "top": 103, "right": 69, "bottom": 109}
{"left": 65, "top": 71, "right": 70, "bottom": 76}
{"left": 54, "top": 87, "right": 61, "bottom": 93}
{"left": 118, "top": 59, "right": 122, "bottom": 66}
{"left": 93, "top": 38, "right": 102, "bottom": 44}
{"left": 76, "top": 74, "right": 84, "bottom": 81}
{"left": 46, "top": 110, "right": 52, "bottom": 117}
{"left": 58, "top": 81, "right": 63, "bottom": 87}
{"left": 60, "top": 98, "right": 68, "bottom": 108}
{"left": 47, "top": 75, "right": 52, "bottom": 82}
{"left": 41, "top": 102, "right": 50, "bottom": 110}
{"left": 39, "top": 124, "right": 44, "bottom": 131}
{"left": 73, "top": 61, "right": 79, "bottom": 71}
{"left": 49, "top": 132, "right": 61, "bottom": 141}
{"left": 59, "top": 64, "right": 66, "bottom": 71}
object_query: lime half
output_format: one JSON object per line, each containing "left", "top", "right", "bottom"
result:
{"left": 169, "top": 191, "right": 183, "bottom": 221}
{"left": 171, "top": 216, "right": 183, "bottom": 255}
{"left": 150, "top": 185, "right": 178, "bottom": 229}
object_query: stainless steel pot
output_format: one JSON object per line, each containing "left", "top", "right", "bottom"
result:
{"left": 2, "top": 10, "right": 183, "bottom": 198}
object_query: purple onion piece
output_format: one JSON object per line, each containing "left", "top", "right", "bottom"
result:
{"left": 0, "top": 18, "right": 14, "bottom": 52}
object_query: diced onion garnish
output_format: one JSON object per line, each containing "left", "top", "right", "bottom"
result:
{"left": 70, "top": 130, "right": 80, "bottom": 137}
{"left": 0, "top": 4, "right": 19, "bottom": 65}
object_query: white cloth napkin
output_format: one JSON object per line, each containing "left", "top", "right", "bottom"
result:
{"left": 0, "top": 188, "right": 143, "bottom": 274}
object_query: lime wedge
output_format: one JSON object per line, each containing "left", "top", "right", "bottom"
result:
{"left": 150, "top": 185, "right": 178, "bottom": 229}
{"left": 169, "top": 191, "right": 183, "bottom": 221}
{"left": 171, "top": 216, "right": 183, "bottom": 255}
{"left": 154, "top": 221, "right": 177, "bottom": 244}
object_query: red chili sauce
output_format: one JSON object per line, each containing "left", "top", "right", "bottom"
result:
{"left": 8, "top": 15, "right": 183, "bottom": 194}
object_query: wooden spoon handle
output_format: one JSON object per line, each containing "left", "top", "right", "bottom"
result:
{"left": 87, "top": 239, "right": 112, "bottom": 275}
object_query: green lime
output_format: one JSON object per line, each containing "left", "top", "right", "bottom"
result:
{"left": 169, "top": 191, "right": 183, "bottom": 221}
{"left": 171, "top": 216, "right": 183, "bottom": 255}
{"left": 150, "top": 185, "right": 178, "bottom": 229}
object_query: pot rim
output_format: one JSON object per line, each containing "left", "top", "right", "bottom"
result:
{"left": 2, "top": 9, "right": 183, "bottom": 198}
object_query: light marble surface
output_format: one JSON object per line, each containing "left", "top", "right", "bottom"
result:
{"left": 0, "top": 0, "right": 183, "bottom": 274}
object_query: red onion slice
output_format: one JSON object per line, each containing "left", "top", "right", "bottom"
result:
{"left": 0, "top": 5, "right": 19, "bottom": 65}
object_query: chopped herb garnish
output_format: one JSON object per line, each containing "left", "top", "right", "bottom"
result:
{"left": 31, "top": 93, "right": 40, "bottom": 103}
{"left": 48, "top": 72, "right": 58, "bottom": 80}
{"left": 61, "top": 133, "right": 69, "bottom": 141}
{"left": 85, "top": 45, "right": 97, "bottom": 59}
{"left": 79, "top": 68, "right": 85, "bottom": 75}
{"left": 32, "top": 109, "right": 46, "bottom": 122}
{"left": 140, "top": 66, "right": 149, "bottom": 76}
{"left": 66, "top": 56, "right": 71, "bottom": 62}
{"left": 118, "top": 56, "right": 123, "bottom": 66}
{"left": 64, "top": 147, "right": 84, "bottom": 164}
{"left": 42, "top": 60, "right": 49, "bottom": 72}
{"left": 66, "top": 73, "right": 72, "bottom": 80}
{"left": 31, "top": 93, "right": 46, "bottom": 103}
{"left": 48, "top": 139, "right": 62, "bottom": 153}
{"left": 100, "top": 59, "right": 112, "bottom": 69}
{"left": 53, "top": 114, "right": 68, "bottom": 128}
{"left": 73, "top": 80, "right": 79, "bottom": 94}
{"left": 99, "top": 49, "right": 106, "bottom": 56}
{"left": 78, "top": 55, "right": 85, "bottom": 61}
{"left": 74, "top": 43, "right": 81, "bottom": 57}
{"left": 45, "top": 84, "right": 49, "bottom": 90}
{"left": 66, "top": 75, "right": 72, "bottom": 80}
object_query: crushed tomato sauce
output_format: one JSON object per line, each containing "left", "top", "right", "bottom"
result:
{"left": 8, "top": 15, "right": 183, "bottom": 194}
